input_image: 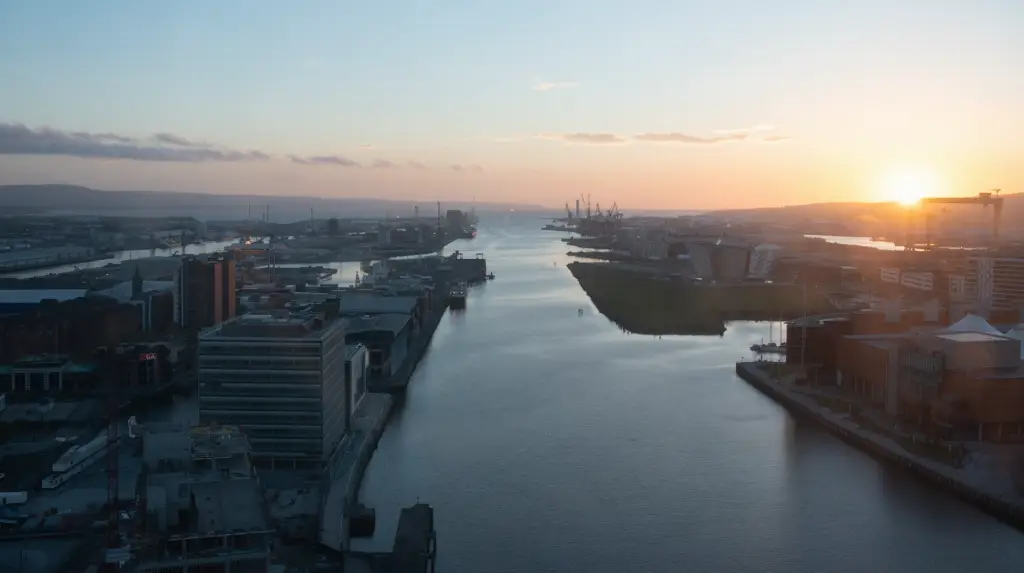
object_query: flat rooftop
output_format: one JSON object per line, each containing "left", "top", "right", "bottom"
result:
{"left": 191, "top": 478, "right": 270, "bottom": 534}
{"left": 145, "top": 424, "right": 252, "bottom": 470}
{"left": 338, "top": 291, "right": 418, "bottom": 315}
{"left": 202, "top": 310, "right": 342, "bottom": 340}
{"left": 0, "top": 289, "right": 88, "bottom": 305}
{"left": 344, "top": 313, "right": 411, "bottom": 335}
{"left": 935, "top": 331, "right": 1008, "bottom": 343}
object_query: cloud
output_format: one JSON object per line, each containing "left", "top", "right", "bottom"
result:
{"left": 538, "top": 132, "right": 627, "bottom": 144}
{"left": 288, "top": 154, "right": 360, "bottom": 167}
{"left": 469, "top": 164, "right": 484, "bottom": 173}
{"left": 531, "top": 81, "right": 578, "bottom": 91}
{"left": 450, "top": 164, "right": 464, "bottom": 172}
{"left": 406, "top": 161, "right": 427, "bottom": 169}
{"left": 152, "top": 132, "right": 198, "bottom": 146}
{"left": 359, "top": 143, "right": 375, "bottom": 149}
{"left": 761, "top": 135, "right": 792, "bottom": 143}
{"left": 0, "top": 122, "right": 269, "bottom": 162}
{"left": 633, "top": 132, "right": 748, "bottom": 144}
{"left": 370, "top": 158, "right": 395, "bottom": 169}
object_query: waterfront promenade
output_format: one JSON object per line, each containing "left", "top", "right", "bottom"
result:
{"left": 736, "top": 361, "right": 1024, "bottom": 530}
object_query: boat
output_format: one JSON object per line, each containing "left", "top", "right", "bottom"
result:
{"left": 750, "top": 341, "right": 786, "bottom": 355}
{"left": 449, "top": 282, "right": 467, "bottom": 309}
{"left": 486, "top": 272, "right": 495, "bottom": 280}
{"left": 43, "top": 430, "right": 110, "bottom": 489}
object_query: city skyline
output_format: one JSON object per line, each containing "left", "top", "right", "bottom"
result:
{"left": 1, "top": 0, "right": 1020, "bottom": 209}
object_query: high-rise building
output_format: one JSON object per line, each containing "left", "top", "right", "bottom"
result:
{"left": 198, "top": 306, "right": 347, "bottom": 471}
{"left": 174, "top": 256, "right": 237, "bottom": 329}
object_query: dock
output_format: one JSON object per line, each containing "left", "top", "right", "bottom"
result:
{"left": 348, "top": 503, "right": 437, "bottom": 573}
{"left": 735, "top": 361, "right": 1024, "bottom": 531}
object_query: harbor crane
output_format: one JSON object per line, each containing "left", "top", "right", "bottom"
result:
{"left": 918, "top": 190, "right": 1004, "bottom": 248}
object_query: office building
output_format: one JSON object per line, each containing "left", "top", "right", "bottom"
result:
{"left": 198, "top": 306, "right": 347, "bottom": 470}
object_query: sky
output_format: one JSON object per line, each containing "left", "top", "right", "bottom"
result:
{"left": 0, "top": 0, "right": 1021, "bottom": 210}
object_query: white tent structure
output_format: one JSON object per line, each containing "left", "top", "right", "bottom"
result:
{"left": 1003, "top": 323, "right": 1024, "bottom": 359}
{"left": 941, "top": 313, "right": 1003, "bottom": 336}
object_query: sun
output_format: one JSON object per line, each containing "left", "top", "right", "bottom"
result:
{"left": 879, "top": 168, "right": 942, "bottom": 206}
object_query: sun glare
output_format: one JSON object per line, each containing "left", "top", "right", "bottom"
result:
{"left": 880, "top": 168, "right": 941, "bottom": 207}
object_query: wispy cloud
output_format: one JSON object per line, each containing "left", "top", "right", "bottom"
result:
{"left": 406, "top": 161, "right": 428, "bottom": 169}
{"left": 538, "top": 132, "right": 627, "bottom": 144}
{"left": 469, "top": 164, "right": 484, "bottom": 173}
{"left": 370, "top": 158, "right": 396, "bottom": 169}
{"left": 0, "top": 123, "right": 269, "bottom": 162}
{"left": 715, "top": 124, "right": 776, "bottom": 135}
{"left": 531, "top": 80, "right": 579, "bottom": 91}
{"left": 152, "top": 132, "right": 199, "bottom": 146}
{"left": 761, "top": 135, "right": 792, "bottom": 143}
{"left": 288, "top": 154, "right": 360, "bottom": 167}
{"left": 527, "top": 125, "right": 782, "bottom": 146}
{"left": 450, "top": 164, "right": 464, "bottom": 172}
{"left": 633, "top": 132, "right": 748, "bottom": 144}
{"left": 359, "top": 143, "right": 375, "bottom": 149}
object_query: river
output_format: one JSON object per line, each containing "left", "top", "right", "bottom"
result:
{"left": 354, "top": 215, "right": 1024, "bottom": 572}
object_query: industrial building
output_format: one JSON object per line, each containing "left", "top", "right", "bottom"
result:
{"left": 197, "top": 305, "right": 348, "bottom": 471}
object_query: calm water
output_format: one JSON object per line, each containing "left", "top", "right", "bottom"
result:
{"left": 360, "top": 217, "right": 1024, "bottom": 572}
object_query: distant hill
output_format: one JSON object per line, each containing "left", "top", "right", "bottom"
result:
{"left": 0, "top": 184, "right": 547, "bottom": 221}
{"left": 705, "top": 193, "right": 1024, "bottom": 239}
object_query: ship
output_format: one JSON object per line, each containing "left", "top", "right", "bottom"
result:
{"left": 42, "top": 429, "right": 111, "bottom": 489}
{"left": 449, "top": 282, "right": 467, "bottom": 309}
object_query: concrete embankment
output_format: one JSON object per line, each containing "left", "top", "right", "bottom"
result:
{"left": 735, "top": 362, "right": 1024, "bottom": 531}
{"left": 322, "top": 394, "right": 393, "bottom": 552}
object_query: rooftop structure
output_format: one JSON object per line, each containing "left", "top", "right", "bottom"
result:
{"left": 337, "top": 290, "right": 418, "bottom": 316}
{"left": 344, "top": 313, "right": 412, "bottom": 336}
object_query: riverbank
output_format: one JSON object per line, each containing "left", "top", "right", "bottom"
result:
{"left": 735, "top": 361, "right": 1024, "bottom": 531}
{"left": 324, "top": 292, "right": 453, "bottom": 552}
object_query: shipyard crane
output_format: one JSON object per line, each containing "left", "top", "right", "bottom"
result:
{"left": 919, "top": 190, "right": 1004, "bottom": 248}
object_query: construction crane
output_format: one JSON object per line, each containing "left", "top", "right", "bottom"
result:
{"left": 103, "top": 354, "right": 123, "bottom": 570}
{"left": 920, "top": 190, "right": 1004, "bottom": 248}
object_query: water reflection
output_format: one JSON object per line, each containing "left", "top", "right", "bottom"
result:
{"left": 354, "top": 219, "right": 1024, "bottom": 573}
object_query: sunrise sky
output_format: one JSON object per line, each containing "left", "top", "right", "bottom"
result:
{"left": 0, "top": 0, "right": 1020, "bottom": 210}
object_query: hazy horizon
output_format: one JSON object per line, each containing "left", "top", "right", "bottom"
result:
{"left": 1, "top": 0, "right": 1020, "bottom": 210}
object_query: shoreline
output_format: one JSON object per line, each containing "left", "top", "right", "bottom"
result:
{"left": 326, "top": 293, "right": 452, "bottom": 553}
{"left": 735, "top": 362, "right": 1024, "bottom": 532}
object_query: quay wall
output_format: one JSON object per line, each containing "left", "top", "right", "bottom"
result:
{"left": 735, "top": 362, "right": 1024, "bottom": 532}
